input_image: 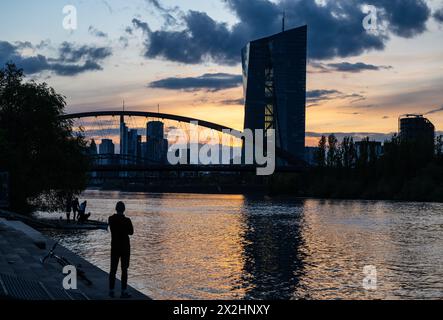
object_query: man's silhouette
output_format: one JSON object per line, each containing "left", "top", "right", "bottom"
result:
{"left": 72, "top": 197, "right": 79, "bottom": 221}
{"left": 108, "top": 201, "right": 133, "bottom": 298}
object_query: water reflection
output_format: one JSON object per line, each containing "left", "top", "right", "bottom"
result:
{"left": 239, "top": 197, "right": 305, "bottom": 299}
{"left": 39, "top": 192, "right": 443, "bottom": 299}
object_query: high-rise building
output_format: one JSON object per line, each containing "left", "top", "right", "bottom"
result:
{"left": 119, "top": 115, "right": 128, "bottom": 156}
{"left": 399, "top": 114, "right": 435, "bottom": 145}
{"left": 127, "top": 129, "right": 141, "bottom": 159}
{"left": 99, "top": 139, "right": 115, "bottom": 155}
{"left": 119, "top": 114, "right": 142, "bottom": 164}
{"left": 99, "top": 139, "right": 115, "bottom": 166}
{"left": 242, "top": 25, "right": 307, "bottom": 163}
{"left": 147, "top": 121, "right": 164, "bottom": 139}
{"left": 146, "top": 121, "right": 168, "bottom": 163}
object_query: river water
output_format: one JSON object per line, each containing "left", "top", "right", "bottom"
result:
{"left": 39, "top": 190, "right": 443, "bottom": 300}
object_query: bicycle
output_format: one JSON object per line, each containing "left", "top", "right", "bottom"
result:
{"left": 40, "top": 242, "right": 93, "bottom": 286}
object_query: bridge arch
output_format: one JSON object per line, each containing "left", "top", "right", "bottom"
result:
{"left": 60, "top": 110, "right": 239, "bottom": 133}
{"left": 60, "top": 110, "right": 306, "bottom": 167}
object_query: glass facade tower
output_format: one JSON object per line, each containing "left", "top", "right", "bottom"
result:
{"left": 242, "top": 25, "right": 307, "bottom": 162}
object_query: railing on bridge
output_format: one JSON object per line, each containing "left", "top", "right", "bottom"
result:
{"left": 90, "top": 153, "right": 162, "bottom": 165}
{"left": 87, "top": 154, "right": 304, "bottom": 173}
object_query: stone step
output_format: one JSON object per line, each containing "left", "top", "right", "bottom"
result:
{"left": 0, "top": 218, "right": 47, "bottom": 249}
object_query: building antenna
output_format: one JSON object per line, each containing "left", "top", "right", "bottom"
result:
{"left": 120, "top": 99, "right": 125, "bottom": 124}
{"left": 282, "top": 11, "right": 286, "bottom": 32}
{"left": 158, "top": 104, "right": 160, "bottom": 114}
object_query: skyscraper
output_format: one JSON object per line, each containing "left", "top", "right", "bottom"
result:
{"left": 127, "top": 129, "right": 141, "bottom": 159}
{"left": 242, "top": 25, "right": 307, "bottom": 162}
{"left": 120, "top": 115, "right": 128, "bottom": 156}
{"left": 399, "top": 114, "right": 435, "bottom": 144}
{"left": 99, "top": 139, "right": 115, "bottom": 155}
{"left": 399, "top": 114, "right": 435, "bottom": 157}
{"left": 146, "top": 121, "right": 168, "bottom": 163}
{"left": 99, "top": 139, "right": 115, "bottom": 166}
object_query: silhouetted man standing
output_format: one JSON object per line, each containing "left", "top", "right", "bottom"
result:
{"left": 72, "top": 197, "right": 79, "bottom": 221}
{"left": 65, "top": 197, "right": 72, "bottom": 222}
{"left": 108, "top": 201, "right": 133, "bottom": 298}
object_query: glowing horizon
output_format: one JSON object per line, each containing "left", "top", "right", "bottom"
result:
{"left": 1, "top": 0, "right": 442, "bottom": 147}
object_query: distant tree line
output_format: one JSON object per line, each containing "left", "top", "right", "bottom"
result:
{"left": 314, "top": 135, "right": 381, "bottom": 169}
{"left": 268, "top": 132, "right": 443, "bottom": 202}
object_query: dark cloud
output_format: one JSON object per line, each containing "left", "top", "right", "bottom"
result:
{"left": 88, "top": 26, "right": 108, "bottom": 38}
{"left": 47, "top": 60, "right": 103, "bottom": 76}
{"left": 346, "top": 93, "right": 367, "bottom": 103}
{"left": 0, "top": 40, "right": 112, "bottom": 76}
{"left": 145, "top": 0, "right": 179, "bottom": 26}
{"left": 125, "top": 27, "right": 133, "bottom": 35}
{"left": 312, "top": 61, "right": 393, "bottom": 73}
{"left": 434, "top": 8, "right": 443, "bottom": 23}
{"left": 132, "top": 11, "right": 240, "bottom": 65}
{"left": 425, "top": 105, "right": 443, "bottom": 115}
{"left": 220, "top": 98, "right": 244, "bottom": 106}
{"left": 56, "top": 42, "right": 112, "bottom": 63}
{"left": 307, "top": 90, "right": 341, "bottom": 103}
{"left": 132, "top": 0, "right": 431, "bottom": 65}
{"left": 148, "top": 73, "right": 243, "bottom": 91}
{"left": 338, "top": 111, "right": 362, "bottom": 115}
{"left": 371, "top": 0, "right": 430, "bottom": 38}
{"left": 307, "top": 89, "right": 365, "bottom": 107}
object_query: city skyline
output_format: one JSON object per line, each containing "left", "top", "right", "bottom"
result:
{"left": 1, "top": 0, "right": 443, "bottom": 146}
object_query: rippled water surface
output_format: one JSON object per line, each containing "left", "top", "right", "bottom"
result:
{"left": 39, "top": 190, "right": 443, "bottom": 299}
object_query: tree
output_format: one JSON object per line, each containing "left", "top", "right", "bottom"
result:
{"left": 315, "top": 135, "right": 327, "bottom": 167}
{"left": 0, "top": 63, "right": 89, "bottom": 213}
{"left": 327, "top": 134, "right": 340, "bottom": 168}
{"left": 341, "top": 136, "right": 356, "bottom": 169}
{"left": 356, "top": 137, "right": 370, "bottom": 168}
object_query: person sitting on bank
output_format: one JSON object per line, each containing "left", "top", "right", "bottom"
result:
{"left": 77, "top": 200, "right": 91, "bottom": 223}
{"left": 108, "top": 201, "right": 134, "bottom": 299}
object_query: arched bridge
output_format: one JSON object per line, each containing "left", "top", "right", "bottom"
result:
{"left": 60, "top": 110, "right": 236, "bottom": 133}
{"left": 60, "top": 110, "right": 307, "bottom": 170}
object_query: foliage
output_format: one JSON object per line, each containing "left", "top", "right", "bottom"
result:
{"left": 269, "top": 132, "right": 443, "bottom": 202}
{"left": 314, "top": 135, "right": 326, "bottom": 167}
{"left": 0, "top": 63, "right": 89, "bottom": 213}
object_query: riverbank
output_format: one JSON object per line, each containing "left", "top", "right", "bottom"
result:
{"left": 90, "top": 179, "right": 266, "bottom": 195}
{"left": 266, "top": 169, "right": 443, "bottom": 203}
{"left": 0, "top": 215, "right": 149, "bottom": 300}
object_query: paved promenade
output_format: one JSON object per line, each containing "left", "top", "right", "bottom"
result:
{"left": 0, "top": 218, "right": 149, "bottom": 300}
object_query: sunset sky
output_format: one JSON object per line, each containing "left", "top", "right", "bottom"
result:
{"left": 1, "top": 0, "right": 443, "bottom": 146}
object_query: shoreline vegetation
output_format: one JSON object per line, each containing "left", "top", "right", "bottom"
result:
{"left": 268, "top": 134, "right": 443, "bottom": 203}
{"left": 0, "top": 63, "right": 89, "bottom": 214}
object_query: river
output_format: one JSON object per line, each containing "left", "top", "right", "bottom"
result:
{"left": 39, "top": 190, "right": 443, "bottom": 299}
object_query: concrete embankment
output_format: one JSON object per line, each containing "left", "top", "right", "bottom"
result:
{"left": 0, "top": 214, "right": 149, "bottom": 300}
